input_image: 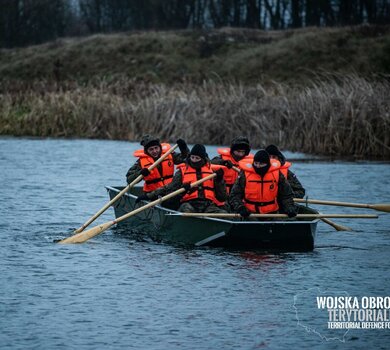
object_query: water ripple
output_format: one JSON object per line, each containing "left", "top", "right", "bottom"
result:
{"left": 0, "top": 138, "right": 389, "bottom": 349}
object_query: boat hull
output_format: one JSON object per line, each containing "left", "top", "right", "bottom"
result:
{"left": 106, "top": 186, "right": 318, "bottom": 251}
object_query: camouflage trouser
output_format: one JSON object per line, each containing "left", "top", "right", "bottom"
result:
{"left": 179, "top": 200, "right": 227, "bottom": 213}
{"left": 218, "top": 202, "right": 232, "bottom": 213}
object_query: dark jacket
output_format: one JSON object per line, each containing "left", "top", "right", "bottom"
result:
{"left": 210, "top": 154, "right": 225, "bottom": 165}
{"left": 146, "top": 162, "right": 227, "bottom": 204}
{"left": 126, "top": 149, "right": 189, "bottom": 185}
{"left": 287, "top": 169, "right": 305, "bottom": 199}
{"left": 229, "top": 170, "right": 295, "bottom": 213}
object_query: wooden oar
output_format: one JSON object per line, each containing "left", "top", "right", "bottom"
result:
{"left": 73, "top": 144, "right": 179, "bottom": 234}
{"left": 170, "top": 213, "right": 378, "bottom": 219}
{"left": 232, "top": 165, "right": 352, "bottom": 230}
{"left": 294, "top": 198, "right": 390, "bottom": 213}
{"left": 59, "top": 173, "right": 217, "bottom": 244}
{"left": 320, "top": 217, "right": 352, "bottom": 231}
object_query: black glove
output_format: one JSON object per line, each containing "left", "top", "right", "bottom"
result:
{"left": 287, "top": 208, "right": 297, "bottom": 218}
{"left": 215, "top": 168, "right": 224, "bottom": 182}
{"left": 135, "top": 194, "right": 149, "bottom": 203}
{"left": 238, "top": 206, "right": 251, "bottom": 219}
{"left": 176, "top": 139, "right": 188, "bottom": 153}
{"left": 182, "top": 182, "right": 192, "bottom": 193}
{"left": 140, "top": 168, "right": 150, "bottom": 177}
{"left": 223, "top": 160, "right": 234, "bottom": 169}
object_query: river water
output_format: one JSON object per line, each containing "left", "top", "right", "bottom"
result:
{"left": 0, "top": 138, "right": 389, "bottom": 350}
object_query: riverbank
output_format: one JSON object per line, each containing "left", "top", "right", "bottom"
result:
{"left": 0, "top": 26, "right": 389, "bottom": 158}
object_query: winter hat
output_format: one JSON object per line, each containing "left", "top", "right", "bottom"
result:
{"left": 254, "top": 150, "right": 270, "bottom": 164}
{"left": 190, "top": 144, "right": 208, "bottom": 159}
{"left": 253, "top": 150, "right": 271, "bottom": 176}
{"left": 230, "top": 136, "right": 250, "bottom": 155}
{"left": 140, "top": 134, "right": 161, "bottom": 152}
{"left": 265, "top": 144, "right": 286, "bottom": 165}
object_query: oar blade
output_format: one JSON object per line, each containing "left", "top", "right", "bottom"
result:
{"left": 370, "top": 204, "right": 390, "bottom": 213}
{"left": 71, "top": 144, "right": 178, "bottom": 234}
{"left": 333, "top": 223, "right": 353, "bottom": 232}
{"left": 59, "top": 221, "right": 115, "bottom": 244}
{"left": 321, "top": 218, "right": 353, "bottom": 232}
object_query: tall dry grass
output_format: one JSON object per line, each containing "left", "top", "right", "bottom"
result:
{"left": 0, "top": 76, "right": 389, "bottom": 158}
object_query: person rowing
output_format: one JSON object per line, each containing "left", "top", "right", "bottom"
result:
{"left": 136, "top": 144, "right": 228, "bottom": 214}
{"left": 211, "top": 136, "right": 253, "bottom": 194}
{"left": 229, "top": 150, "right": 297, "bottom": 219}
{"left": 265, "top": 144, "right": 305, "bottom": 199}
{"left": 126, "top": 135, "right": 189, "bottom": 194}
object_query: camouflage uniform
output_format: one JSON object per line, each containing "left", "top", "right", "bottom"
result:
{"left": 210, "top": 136, "right": 251, "bottom": 167}
{"left": 146, "top": 160, "right": 228, "bottom": 213}
{"left": 265, "top": 144, "right": 305, "bottom": 199}
{"left": 286, "top": 170, "right": 305, "bottom": 199}
{"left": 126, "top": 151, "right": 188, "bottom": 185}
{"left": 229, "top": 170, "right": 296, "bottom": 215}
{"left": 126, "top": 135, "right": 189, "bottom": 187}
{"left": 210, "top": 136, "right": 251, "bottom": 212}
{"left": 210, "top": 155, "right": 225, "bottom": 166}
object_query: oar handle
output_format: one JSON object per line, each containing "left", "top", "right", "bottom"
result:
{"left": 175, "top": 213, "right": 378, "bottom": 219}
{"left": 73, "top": 144, "right": 179, "bottom": 233}
{"left": 59, "top": 173, "right": 216, "bottom": 243}
{"left": 294, "top": 197, "right": 386, "bottom": 210}
{"left": 294, "top": 198, "right": 370, "bottom": 208}
{"left": 295, "top": 198, "right": 390, "bottom": 213}
{"left": 74, "top": 177, "right": 140, "bottom": 233}
{"left": 114, "top": 173, "right": 217, "bottom": 225}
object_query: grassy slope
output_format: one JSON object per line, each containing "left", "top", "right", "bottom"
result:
{"left": 1, "top": 25, "right": 390, "bottom": 84}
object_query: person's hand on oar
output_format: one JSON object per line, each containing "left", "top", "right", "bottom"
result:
{"left": 140, "top": 168, "right": 151, "bottom": 176}
{"left": 135, "top": 194, "right": 150, "bottom": 204}
{"left": 287, "top": 208, "right": 297, "bottom": 218}
{"left": 238, "top": 206, "right": 251, "bottom": 219}
{"left": 182, "top": 182, "right": 191, "bottom": 192}
{"left": 222, "top": 160, "right": 234, "bottom": 169}
{"left": 182, "top": 182, "right": 197, "bottom": 195}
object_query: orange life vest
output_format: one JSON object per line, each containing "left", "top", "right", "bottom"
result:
{"left": 239, "top": 160, "right": 280, "bottom": 214}
{"left": 217, "top": 148, "right": 254, "bottom": 194}
{"left": 179, "top": 163, "right": 219, "bottom": 205}
{"left": 271, "top": 159, "right": 291, "bottom": 178}
{"left": 133, "top": 143, "right": 174, "bottom": 193}
{"left": 280, "top": 161, "right": 291, "bottom": 178}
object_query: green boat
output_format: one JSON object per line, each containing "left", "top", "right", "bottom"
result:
{"left": 106, "top": 186, "right": 318, "bottom": 251}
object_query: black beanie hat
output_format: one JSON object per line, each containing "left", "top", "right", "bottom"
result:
{"left": 253, "top": 150, "right": 271, "bottom": 176}
{"left": 254, "top": 150, "right": 270, "bottom": 164}
{"left": 230, "top": 136, "right": 250, "bottom": 155}
{"left": 140, "top": 134, "right": 161, "bottom": 152}
{"left": 265, "top": 144, "right": 286, "bottom": 165}
{"left": 190, "top": 144, "right": 208, "bottom": 159}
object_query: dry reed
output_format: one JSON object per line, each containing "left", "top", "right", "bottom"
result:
{"left": 0, "top": 76, "right": 389, "bottom": 158}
